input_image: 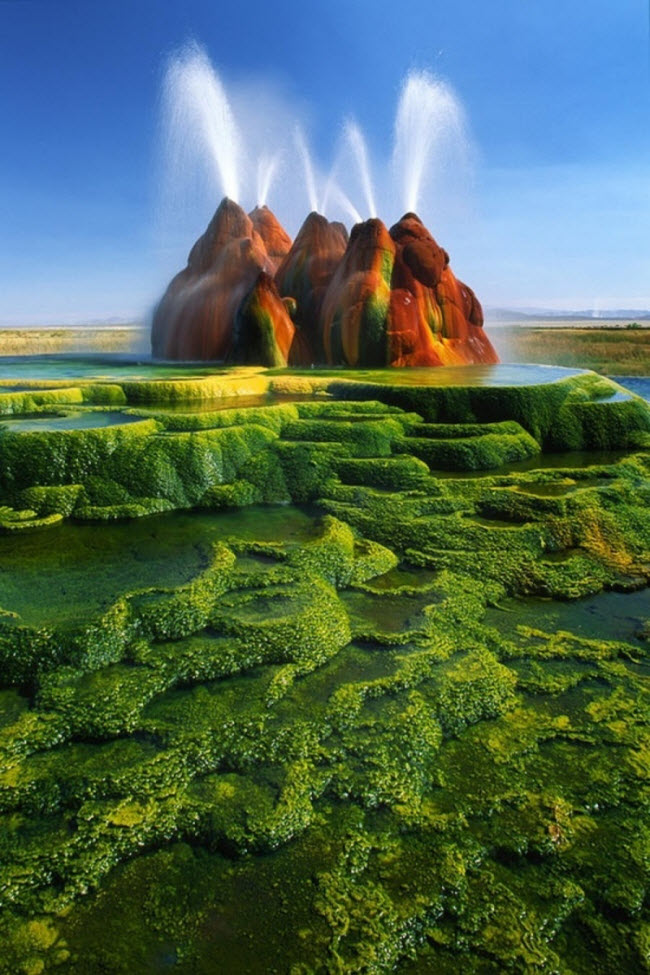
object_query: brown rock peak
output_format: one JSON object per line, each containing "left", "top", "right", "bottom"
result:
{"left": 188, "top": 197, "right": 263, "bottom": 274}
{"left": 346, "top": 217, "right": 393, "bottom": 255}
{"left": 248, "top": 205, "right": 293, "bottom": 270}
{"left": 389, "top": 212, "right": 449, "bottom": 290}
{"left": 286, "top": 211, "right": 348, "bottom": 255}
{"left": 330, "top": 217, "right": 395, "bottom": 285}
{"left": 321, "top": 217, "right": 396, "bottom": 367}
{"left": 274, "top": 212, "right": 349, "bottom": 362}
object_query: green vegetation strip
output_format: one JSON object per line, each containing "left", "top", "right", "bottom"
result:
{"left": 0, "top": 370, "right": 648, "bottom": 973}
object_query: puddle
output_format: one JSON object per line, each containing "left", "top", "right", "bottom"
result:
{"left": 362, "top": 565, "right": 439, "bottom": 591}
{"left": 431, "top": 450, "right": 631, "bottom": 479}
{"left": 340, "top": 588, "right": 439, "bottom": 633}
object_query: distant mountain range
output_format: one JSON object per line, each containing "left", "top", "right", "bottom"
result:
{"left": 486, "top": 308, "right": 650, "bottom": 322}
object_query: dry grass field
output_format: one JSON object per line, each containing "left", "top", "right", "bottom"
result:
{"left": 491, "top": 323, "right": 650, "bottom": 376}
{"left": 0, "top": 326, "right": 148, "bottom": 356}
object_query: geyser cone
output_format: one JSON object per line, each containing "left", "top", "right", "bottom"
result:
{"left": 154, "top": 235, "right": 270, "bottom": 360}
{"left": 387, "top": 212, "right": 499, "bottom": 366}
{"left": 389, "top": 212, "right": 449, "bottom": 289}
{"left": 275, "top": 212, "right": 349, "bottom": 361}
{"left": 230, "top": 271, "right": 295, "bottom": 367}
{"left": 187, "top": 197, "right": 264, "bottom": 274}
{"left": 151, "top": 197, "right": 296, "bottom": 364}
{"left": 318, "top": 211, "right": 499, "bottom": 368}
{"left": 321, "top": 218, "right": 396, "bottom": 367}
{"left": 248, "top": 206, "right": 292, "bottom": 271}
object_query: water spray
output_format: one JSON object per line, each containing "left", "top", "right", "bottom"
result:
{"left": 343, "top": 119, "right": 377, "bottom": 218}
{"left": 293, "top": 126, "right": 320, "bottom": 213}
{"left": 256, "top": 152, "right": 281, "bottom": 206}
{"left": 164, "top": 43, "right": 243, "bottom": 202}
{"left": 392, "top": 70, "right": 467, "bottom": 214}
{"left": 162, "top": 48, "right": 471, "bottom": 230}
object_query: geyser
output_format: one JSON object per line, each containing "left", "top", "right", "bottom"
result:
{"left": 163, "top": 42, "right": 243, "bottom": 203}
{"left": 153, "top": 46, "right": 495, "bottom": 367}
{"left": 294, "top": 126, "right": 320, "bottom": 214}
{"left": 343, "top": 119, "right": 378, "bottom": 220}
{"left": 256, "top": 152, "right": 280, "bottom": 207}
{"left": 151, "top": 198, "right": 498, "bottom": 367}
{"left": 160, "top": 44, "right": 472, "bottom": 228}
{"left": 392, "top": 70, "right": 469, "bottom": 215}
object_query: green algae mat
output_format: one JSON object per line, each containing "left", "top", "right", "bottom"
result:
{"left": 0, "top": 364, "right": 649, "bottom": 973}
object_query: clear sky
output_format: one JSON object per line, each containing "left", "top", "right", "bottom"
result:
{"left": 1, "top": 0, "right": 649, "bottom": 324}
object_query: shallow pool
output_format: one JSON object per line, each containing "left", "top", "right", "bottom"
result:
{"left": 0, "top": 505, "right": 318, "bottom": 626}
{"left": 0, "top": 410, "right": 144, "bottom": 432}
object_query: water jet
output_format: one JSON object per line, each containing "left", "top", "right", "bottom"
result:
{"left": 155, "top": 48, "right": 489, "bottom": 369}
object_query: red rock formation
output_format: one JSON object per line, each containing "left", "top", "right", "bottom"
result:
{"left": 248, "top": 205, "right": 292, "bottom": 271}
{"left": 320, "top": 212, "right": 498, "bottom": 367}
{"left": 388, "top": 212, "right": 498, "bottom": 365}
{"left": 321, "top": 218, "right": 396, "bottom": 366}
{"left": 151, "top": 198, "right": 497, "bottom": 368}
{"left": 151, "top": 198, "right": 294, "bottom": 364}
{"left": 187, "top": 198, "right": 264, "bottom": 274}
{"left": 230, "top": 271, "right": 295, "bottom": 366}
{"left": 275, "top": 212, "right": 349, "bottom": 362}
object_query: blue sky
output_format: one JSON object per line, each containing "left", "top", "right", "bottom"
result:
{"left": 0, "top": 0, "right": 649, "bottom": 324}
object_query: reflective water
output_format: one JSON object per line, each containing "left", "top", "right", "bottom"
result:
{"left": 0, "top": 505, "right": 318, "bottom": 626}
{"left": 133, "top": 393, "right": 322, "bottom": 415}
{"left": 317, "top": 363, "right": 587, "bottom": 386}
{"left": 431, "top": 450, "right": 631, "bottom": 479}
{"left": 0, "top": 359, "right": 586, "bottom": 387}
{"left": 608, "top": 375, "right": 650, "bottom": 401}
{"left": 340, "top": 587, "right": 440, "bottom": 633}
{"left": 0, "top": 355, "right": 222, "bottom": 383}
{"left": 0, "top": 411, "right": 145, "bottom": 432}
{"left": 486, "top": 588, "right": 650, "bottom": 647}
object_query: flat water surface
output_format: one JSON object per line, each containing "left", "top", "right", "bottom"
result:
{"left": 306, "top": 363, "right": 587, "bottom": 386}
{"left": 486, "top": 588, "right": 649, "bottom": 646}
{"left": 431, "top": 449, "right": 631, "bottom": 479}
{"left": 608, "top": 375, "right": 650, "bottom": 401}
{"left": 0, "top": 359, "right": 588, "bottom": 388}
{"left": 0, "top": 505, "right": 318, "bottom": 626}
{"left": 0, "top": 354, "right": 219, "bottom": 383}
{"left": 0, "top": 411, "right": 145, "bottom": 432}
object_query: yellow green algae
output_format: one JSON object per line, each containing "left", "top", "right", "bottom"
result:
{"left": 0, "top": 365, "right": 648, "bottom": 973}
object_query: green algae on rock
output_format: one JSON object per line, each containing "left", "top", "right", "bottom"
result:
{"left": 0, "top": 364, "right": 648, "bottom": 973}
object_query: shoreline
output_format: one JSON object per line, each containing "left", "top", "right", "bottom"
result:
{"left": 0, "top": 322, "right": 649, "bottom": 378}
